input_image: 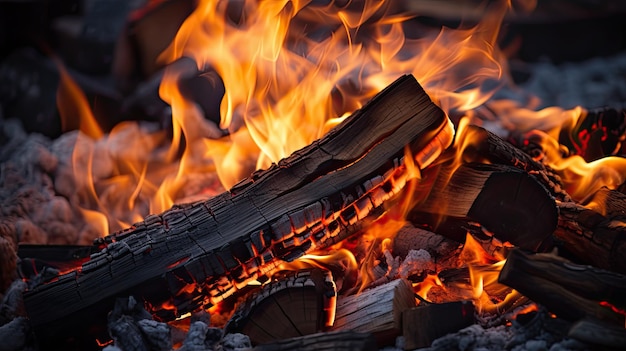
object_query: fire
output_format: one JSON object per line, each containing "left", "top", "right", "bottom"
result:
{"left": 57, "top": 0, "right": 517, "bottom": 235}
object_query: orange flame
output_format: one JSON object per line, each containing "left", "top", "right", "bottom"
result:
{"left": 54, "top": 0, "right": 519, "bottom": 237}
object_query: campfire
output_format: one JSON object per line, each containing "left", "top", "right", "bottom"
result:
{"left": 1, "top": 0, "right": 626, "bottom": 350}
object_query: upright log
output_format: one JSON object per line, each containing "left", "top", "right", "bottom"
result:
{"left": 23, "top": 74, "right": 453, "bottom": 349}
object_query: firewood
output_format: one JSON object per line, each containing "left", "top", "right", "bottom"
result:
{"left": 402, "top": 301, "right": 475, "bottom": 350}
{"left": 498, "top": 248, "right": 626, "bottom": 326}
{"left": 411, "top": 162, "right": 558, "bottom": 251}
{"left": 554, "top": 188, "right": 626, "bottom": 274}
{"left": 331, "top": 279, "right": 415, "bottom": 346}
{"left": 459, "top": 125, "right": 571, "bottom": 202}
{"left": 568, "top": 318, "right": 626, "bottom": 349}
{"left": 225, "top": 269, "right": 336, "bottom": 345}
{"left": 252, "top": 330, "right": 377, "bottom": 351}
{"left": 23, "top": 74, "right": 453, "bottom": 349}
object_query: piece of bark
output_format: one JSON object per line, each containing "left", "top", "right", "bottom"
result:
{"left": 411, "top": 162, "right": 558, "bottom": 251}
{"left": 568, "top": 318, "right": 626, "bottom": 349}
{"left": 252, "top": 330, "right": 377, "bottom": 351}
{"left": 554, "top": 188, "right": 626, "bottom": 274}
{"left": 402, "top": 301, "right": 475, "bottom": 350}
{"left": 498, "top": 248, "right": 626, "bottom": 326}
{"left": 225, "top": 269, "right": 336, "bottom": 345}
{"left": 331, "top": 279, "right": 415, "bottom": 346}
{"left": 24, "top": 74, "right": 452, "bottom": 349}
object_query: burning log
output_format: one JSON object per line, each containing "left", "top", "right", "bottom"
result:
{"left": 498, "top": 248, "right": 626, "bottom": 326}
{"left": 554, "top": 188, "right": 626, "bottom": 274}
{"left": 330, "top": 279, "right": 415, "bottom": 346}
{"left": 252, "top": 330, "right": 377, "bottom": 351}
{"left": 23, "top": 74, "right": 454, "bottom": 349}
{"left": 224, "top": 269, "right": 336, "bottom": 345}
{"left": 411, "top": 162, "right": 558, "bottom": 251}
{"left": 459, "top": 125, "right": 571, "bottom": 202}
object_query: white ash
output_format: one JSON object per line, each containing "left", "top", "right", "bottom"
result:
{"left": 215, "top": 333, "right": 251, "bottom": 351}
{"left": 399, "top": 249, "right": 436, "bottom": 279}
{"left": 520, "top": 52, "right": 626, "bottom": 110}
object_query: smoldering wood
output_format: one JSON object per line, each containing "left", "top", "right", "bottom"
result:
{"left": 225, "top": 269, "right": 336, "bottom": 345}
{"left": 459, "top": 125, "right": 571, "bottom": 202}
{"left": 402, "top": 301, "right": 475, "bottom": 350}
{"left": 498, "top": 249, "right": 626, "bottom": 326}
{"left": 568, "top": 318, "right": 626, "bottom": 349}
{"left": 410, "top": 162, "right": 558, "bottom": 251}
{"left": 330, "top": 279, "right": 415, "bottom": 346}
{"left": 23, "top": 74, "right": 451, "bottom": 349}
{"left": 252, "top": 331, "right": 378, "bottom": 351}
{"left": 554, "top": 188, "right": 626, "bottom": 274}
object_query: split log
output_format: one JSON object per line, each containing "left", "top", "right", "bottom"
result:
{"left": 554, "top": 188, "right": 626, "bottom": 274}
{"left": 224, "top": 269, "right": 336, "bottom": 345}
{"left": 252, "top": 330, "right": 377, "bottom": 351}
{"left": 402, "top": 301, "right": 475, "bottom": 350}
{"left": 410, "top": 162, "right": 558, "bottom": 251}
{"left": 498, "top": 248, "right": 626, "bottom": 326}
{"left": 457, "top": 125, "right": 571, "bottom": 202}
{"left": 23, "top": 74, "right": 453, "bottom": 349}
{"left": 330, "top": 278, "right": 415, "bottom": 346}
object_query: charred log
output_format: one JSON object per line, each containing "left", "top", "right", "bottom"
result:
{"left": 402, "top": 301, "right": 475, "bottom": 350}
{"left": 410, "top": 162, "right": 558, "bottom": 251}
{"left": 498, "top": 248, "right": 626, "bottom": 326}
{"left": 554, "top": 188, "right": 626, "bottom": 274}
{"left": 23, "top": 74, "right": 453, "bottom": 349}
{"left": 224, "top": 269, "right": 336, "bottom": 345}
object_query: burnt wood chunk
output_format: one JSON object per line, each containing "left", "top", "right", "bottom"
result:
{"left": 411, "top": 163, "right": 557, "bottom": 251}
{"left": 402, "top": 301, "right": 475, "bottom": 350}
{"left": 225, "top": 269, "right": 336, "bottom": 345}
{"left": 554, "top": 188, "right": 626, "bottom": 274}
{"left": 331, "top": 279, "right": 416, "bottom": 346}
{"left": 498, "top": 249, "right": 626, "bottom": 326}
{"left": 252, "top": 330, "right": 378, "bottom": 351}
{"left": 459, "top": 125, "right": 570, "bottom": 202}
{"left": 23, "top": 74, "right": 452, "bottom": 349}
{"left": 568, "top": 318, "right": 626, "bottom": 349}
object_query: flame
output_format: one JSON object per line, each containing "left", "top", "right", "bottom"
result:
{"left": 55, "top": 58, "right": 103, "bottom": 139}
{"left": 54, "top": 0, "right": 519, "bottom": 236}
{"left": 460, "top": 233, "right": 519, "bottom": 313}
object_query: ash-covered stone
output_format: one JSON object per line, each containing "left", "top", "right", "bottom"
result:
{"left": 106, "top": 296, "right": 172, "bottom": 351}
{"left": 0, "top": 316, "right": 29, "bottom": 351}
{"left": 137, "top": 319, "right": 172, "bottom": 351}
{"left": 216, "top": 333, "right": 251, "bottom": 351}
{"left": 0, "top": 280, "right": 26, "bottom": 324}
{"left": 179, "top": 321, "right": 212, "bottom": 351}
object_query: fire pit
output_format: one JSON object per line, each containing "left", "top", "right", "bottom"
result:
{"left": 1, "top": 1, "right": 626, "bottom": 350}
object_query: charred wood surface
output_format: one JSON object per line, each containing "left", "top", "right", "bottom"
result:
{"left": 555, "top": 188, "right": 626, "bottom": 274}
{"left": 498, "top": 248, "right": 626, "bottom": 326}
{"left": 330, "top": 279, "right": 415, "bottom": 346}
{"left": 252, "top": 330, "right": 377, "bottom": 351}
{"left": 459, "top": 125, "right": 571, "bottom": 202}
{"left": 23, "top": 74, "right": 452, "bottom": 349}
{"left": 402, "top": 301, "right": 475, "bottom": 350}
{"left": 568, "top": 318, "right": 626, "bottom": 349}
{"left": 410, "top": 162, "right": 558, "bottom": 251}
{"left": 224, "top": 269, "right": 336, "bottom": 345}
